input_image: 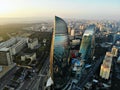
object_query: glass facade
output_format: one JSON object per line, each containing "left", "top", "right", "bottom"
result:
{"left": 51, "top": 16, "right": 70, "bottom": 88}
{"left": 79, "top": 25, "right": 95, "bottom": 60}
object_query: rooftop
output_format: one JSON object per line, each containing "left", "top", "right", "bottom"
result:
{"left": 83, "top": 25, "right": 95, "bottom": 36}
{"left": 83, "top": 30, "right": 94, "bottom": 36}
{"left": 0, "top": 47, "right": 9, "bottom": 52}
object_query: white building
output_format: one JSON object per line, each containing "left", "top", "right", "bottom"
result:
{"left": 0, "top": 37, "right": 17, "bottom": 49}
{"left": 21, "top": 53, "right": 36, "bottom": 61}
{"left": 71, "top": 39, "right": 80, "bottom": 46}
{"left": 11, "top": 39, "right": 27, "bottom": 55}
{"left": 0, "top": 37, "right": 28, "bottom": 66}
{"left": 28, "top": 38, "right": 38, "bottom": 50}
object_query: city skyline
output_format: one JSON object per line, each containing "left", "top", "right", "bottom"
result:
{"left": 0, "top": 0, "right": 120, "bottom": 20}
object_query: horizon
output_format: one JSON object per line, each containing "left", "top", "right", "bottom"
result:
{"left": 0, "top": 0, "right": 120, "bottom": 22}
{"left": 0, "top": 16, "right": 120, "bottom": 25}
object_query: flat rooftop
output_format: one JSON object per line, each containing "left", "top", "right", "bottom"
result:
{"left": 83, "top": 25, "right": 95, "bottom": 36}
{"left": 83, "top": 30, "right": 94, "bottom": 36}
{"left": 0, "top": 47, "right": 9, "bottom": 52}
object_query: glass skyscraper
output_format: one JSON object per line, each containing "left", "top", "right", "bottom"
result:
{"left": 79, "top": 25, "right": 95, "bottom": 60}
{"left": 50, "top": 16, "right": 70, "bottom": 89}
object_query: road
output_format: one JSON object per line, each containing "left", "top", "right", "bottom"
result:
{"left": 24, "top": 57, "right": 49, "bottom": 90}
{"left": 33, "top": 57, "right": 49, "bottom": 90}
{"left": 0, "top": 65, "right": 19, "bottom": 90}
{"left": 72, "top": 56, "right": 104, "bottom": 90}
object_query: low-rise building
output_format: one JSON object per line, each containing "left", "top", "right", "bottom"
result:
{"left": 11, "top": 39, "right": 27, "bottom": 55}
{"left": 21, "top": 53, "right": 36, "bottom": 61}
{"left": 28, "top": 38, "right": 38, "bottom": 50}
{"left": 0, "top": 47, "right": 13, "bottom": 65}
{"left": 0, "top": 37, "right": 17, "bottom": 49}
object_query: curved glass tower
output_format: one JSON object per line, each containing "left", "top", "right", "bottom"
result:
{"left": 79, "top": 25, "right": 95, "bottom": 60}
{"left": 50, "top": 16, "right": 70, "bottom": 89}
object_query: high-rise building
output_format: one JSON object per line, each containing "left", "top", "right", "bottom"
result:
{"left": 79, "top": 25, "right": 95, "bottom": 60}
{"left": 50, "top": 16, "right": 70, "bottom": 89}
{"left": 100, "top": 52, "right": 113, "bottom": 79}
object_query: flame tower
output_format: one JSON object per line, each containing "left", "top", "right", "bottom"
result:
{"left": 50, "top": 16, "right": 70, "bottom": 89}
{"left": 79, "top": 25, "right": 95, "bottom": 60}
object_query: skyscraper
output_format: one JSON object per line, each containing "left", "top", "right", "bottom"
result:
{"left": 79, "top": 25, "right": 95, "bottom": 60}
{"left": 50, "top": 16, "right": 70, "bottom": 89}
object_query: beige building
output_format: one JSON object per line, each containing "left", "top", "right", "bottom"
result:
{"left": 68, "top": 26, "right": 72, "bottom": 35}
{"left": 71, "top": 29, "right": 75, "bottom": 36}
{"left": 100, "top": 52, "right": 113, "bottom": 79}
{"left": 111, "top": 46, "right": 118, "bottom": 57}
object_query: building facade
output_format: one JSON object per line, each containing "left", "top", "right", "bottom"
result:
{"left": 100, "top": 52, "right": 113, "bottom": 79}
{"left": 28, "top": 38, "right": 38, "bottom": 50}
{"left": 11, "top": 39, "right": 27, "bottom": 55}
{"left": 79, "top": 25, "right": 95, "bottom": 60}
{"left": 111, "top": 46, "right": 118, "bottom": 57}
{"left": 0, "top": 48, "right": 13, "bottom": 65}
{"left": 50, "top": 16, "right": 70, "bottom": 89}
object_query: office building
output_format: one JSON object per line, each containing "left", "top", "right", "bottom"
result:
{"left": 0, "top": 37, "right": 17, "bottom": 49}
{"left": 0, "top": 47, "right": 13, "bottom": 65}
{"left": 11, "top": 39, "right": 27, "bottom": 55}
{"left": 50, "top": 16, "right": 70, "bottom": 89}
{"left": 79, "top": 25, "right": 95, "bottom": 60}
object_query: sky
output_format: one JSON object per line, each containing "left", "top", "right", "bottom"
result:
{"left": 0, "top": 0, "right": 120, "bottom": 20}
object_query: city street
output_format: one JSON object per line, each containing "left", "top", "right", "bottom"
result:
{"left": 0, "top": 65, "right": 19, "bottom": 90}
{"left": 22, "top": 57, "right": 49, "bottom": 90}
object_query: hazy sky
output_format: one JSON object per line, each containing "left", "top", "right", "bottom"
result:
{"left": 0, "top": 0, "right": 120, "bottom": 20}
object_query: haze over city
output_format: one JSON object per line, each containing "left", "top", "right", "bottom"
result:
{"left": 1, "top": 0, "right": 120, "bottom": 90}
{"left": 0, "top": 0, "right": 120, "bottom": 22}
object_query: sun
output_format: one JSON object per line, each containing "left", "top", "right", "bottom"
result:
{"left": 0, "top": 1, "right": 17, "bottom": 16}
